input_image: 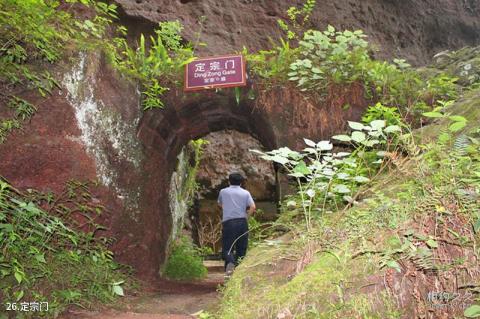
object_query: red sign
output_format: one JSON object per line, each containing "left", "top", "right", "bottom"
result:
{"left": 184, "top": 54, "right": 246, "bottom": 91}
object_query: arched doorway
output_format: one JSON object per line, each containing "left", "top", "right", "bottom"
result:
{"left": 117, "top": 91, "right": 277, "bottom": 278}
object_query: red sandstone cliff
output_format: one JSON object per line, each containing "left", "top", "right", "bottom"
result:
{"left": 116, "top": 0, "right": 480, "bottom": 65}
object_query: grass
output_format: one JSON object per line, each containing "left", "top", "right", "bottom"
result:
{"left": 216, "top": 87, "right": 480, "bottom": 319}
{"left": 0, "top": 180, "right": 135, "bottom": 317}
{"left": 163, "top": 237, "right": 207, "bottom": 281}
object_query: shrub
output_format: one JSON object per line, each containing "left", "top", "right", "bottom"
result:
{"left": 0, "top": 0, "right": 117, "bottom": 143}
{"left": 110, "top": 21, "right": 195, "bottom": 110}
{"left": 277, "top": 0, "right": 317, "bottom": 40}
{"left": 287, "top": 25, "right": 460, "bottom": 121}
{"left": 0, "top": 180, "right": 131, "bottom": 317}
{"left": 243, "top": 39, "right": 300, "bottom": 85}
{"left": 288, "top": 26, "right": 370, "bottom": 91}
{"left": 164, "top": 237, "right": 207, "bottom": 281}
{"left": 252, "top": 119, "right": 402, "bottom": 231}
{"left": 362, "top": 102, "right": 403, "bottom": 127}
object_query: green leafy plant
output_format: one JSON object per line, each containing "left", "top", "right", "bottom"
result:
{"left": 284, "top": 24, "right": 460, "bottom": 122}
{"left": 288, "top": 26, "right": 369, "bottom": 91}
{"left": 252, "top": 120, "right": 401, "bottom": 231}
{"left": 163, "top": 237, "right": 207, "bottom": 281}
{"left": 425, "top": 74, "right": 459, "bottom": 103}
{"left": 362, "top": 103, "right": 403, "bottom": 127}
{"left": 0, "top": 179, "right": 132, "bottom": 316}
{"left": 0, "top": 0, "right": 118, "bottom": 143}
{"left": 111, "top": 21, "right": 195, "bottom": 110}
{"left": 422, "top": 101, "right": 468, "bottom": 144}
{"left": 277, "top": 0, "right": 317, "bottom": 40}
{"left": 243, "top": 38, "right": 299, "bottom": 84}
{"left": 465, "top": 304, "right": 480, "bottom": 318}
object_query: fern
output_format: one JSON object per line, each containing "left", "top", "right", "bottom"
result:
{"left": 453, "top": 134, "right": 471, "bottom": 155}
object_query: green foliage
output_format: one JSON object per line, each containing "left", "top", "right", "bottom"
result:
{"left": 252, "top": 119, "right": 401, "bottom": 231}
{"left": 422, "top": 101, "right": 468, "bottom": 145}
{"left": 245, "top": 0, "right": 316, "bottom": 85}
{"left": 289, "top": 26, "right": 369, "bottom": 90}
{"left": 163, "top": 237, "right": 207, "bottom": 281}
{"left": 0, "top": 0, "right": 118, "bottom": 143}
{"left": 277, "top": 0, "right": 317, "bottom": 40}
{"left": 243, "top": 39, "right": 299, "bottom": 85}
{"left": 111, "top": 21, "right": 195, "bottom": 110}
{"left": 465, "top": 305, "right": 480, "bottom": 318}
{"left": 0, "top": 179, "right": 131, "bottom": 316}
{"left": 362, "top": 102, "right": 403, "bottom": 127}
{"left": 426, "top": 74, "right": 459, "bottom": 102}
{"left": 286, "top": 25, "right": 460, "bottom": 121}
{"left": 220, "top": 101, "right": 480, "bottom": 318}
{"left": 182, "top": 139, "right": 208, "bottom": 206}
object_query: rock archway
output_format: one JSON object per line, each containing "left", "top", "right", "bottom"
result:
{"left": 112, "top": 82, "right": 369, "bottom": 278}
{"left": 0, "top": 53, "right": 369, "bottom": 279}
{"left": 117, "top": 91, "right": 277, "bottom": 278}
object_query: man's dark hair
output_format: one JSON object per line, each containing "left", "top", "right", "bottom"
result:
{"left": 228, "top": 173, "right": 244, "bottom": 186}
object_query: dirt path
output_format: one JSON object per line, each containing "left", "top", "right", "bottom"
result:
{"left": 61, "top": 261, "right": 224, "bottom": 319}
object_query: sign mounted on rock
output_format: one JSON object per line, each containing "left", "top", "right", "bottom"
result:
{"left": 184, "top": 54, "right": 246, "bottom": 91}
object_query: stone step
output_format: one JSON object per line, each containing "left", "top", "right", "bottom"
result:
{"left": 203, "top": 260, "right": 224, "bottom": 273}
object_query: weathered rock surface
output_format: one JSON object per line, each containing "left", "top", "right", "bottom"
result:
{"left": 428, "top": 45, "right": 480, "bottom": 86}
{"left": 3, "top": 0, "right": 480, "bottom": 280}
{"left": 115, "top": 0, "right": 480, "bottom": 65}
{"left": 0, "top": 56, "right": 369, "bottom": 278}
{"left": 196, "top": 130, "right": 276, "bottom": 201}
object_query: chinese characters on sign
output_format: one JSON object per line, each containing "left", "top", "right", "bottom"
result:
{"left": 185, "top": 55, "right": 246, "bottom": 91}
{"left": 5, "top": 301, "right": 49, "bottom": 313}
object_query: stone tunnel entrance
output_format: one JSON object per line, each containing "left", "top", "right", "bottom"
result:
{"left": 0, "top": 50, "right": 369, "bottom": 281}
{"left": 126, "top": 91, "right": 279, "bottom": 278}
{"left": 179, "top": 130, "right": 279, "bottom": 257}
{"left": 112, "top": 83, "right": 368, "bottom": 279}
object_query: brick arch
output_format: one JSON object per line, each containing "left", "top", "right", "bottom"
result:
{"left": 112, "top": 83, "right": 368, "bottom": 279}
{"left": 114, "top": 91, "right": 277, "bottom": 278}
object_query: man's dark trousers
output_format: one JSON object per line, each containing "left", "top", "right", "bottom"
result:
{"left": 222, "top": 218, "right": 248, "bottom": 270}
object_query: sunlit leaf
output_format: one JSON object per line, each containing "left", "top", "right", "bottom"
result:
{"left": 333, "top": 184, "right": 351, "bottom": 194}
{"left": 270, "top": 155, "right": 289, "bottom": 165}
{"left": 348, "top": 121, "right": 364, "bottom": 130}
{"left": 422, "top": 111, "right": 443, "bottom": 118}
{"left": 317, "top": 140, "right": 333, "bottom": 151}
{"left": 112, "top": 285, "right": 124, "bottom": 296}
{"left": 351, "top": 131, "right": 366, "bottom": 143}
{"left": 370, "top": 120, "right": 386, "bottom": 130}
{"left": 449, "top": 121, "right": 466, "bottom": 132}
{"left": 448, "top": 115, "right": 466, "bottom": 122}
{"left": 306, "top": 189, "right": 315, "bottom": 198}
{"left": 303, "top": 138, "right": 316, "bottom": 147}
{"left": 14, "top": 271, "right": 23, "bottom": 284}
{"left": 384, "top": 125, "right": 401, "bottom": 133}
{"left": 426, "top": 239, "right": 438, "bottom": 248}
{"left": 334, "top": 152, "right": 351, "bottom": 157}
{"left": 294, "top": 161, "right": 311, "bottom": 175}
{"left": 464, "top": 305, "right": 480, "bottom": 318}
{"left": 386, "top": 260, "right": 401, "bottom": 273}
{"left": 353, "top": 176, "right": 370, "bottom": 183}
{"left": 332, "top": 135, "right": 351, "bottom": 142}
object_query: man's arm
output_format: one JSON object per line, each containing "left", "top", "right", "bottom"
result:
{"left": 217, "top": 190, "right": 223, "bottom": 208}
{"left": 247, "top": 202, "right": 256, "bottom": 215}
{"left": 246, "top": 193, "right": 256, "bottom": 215}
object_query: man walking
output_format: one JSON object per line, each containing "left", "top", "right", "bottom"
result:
{"left": 217, "top": 172, "right": 256, "bottom": 276}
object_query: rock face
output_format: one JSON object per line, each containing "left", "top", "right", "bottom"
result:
{"left": 2, "top": 1, "right": 479, "bottom": 280}
{"left": 115, "top": 0, "right": 480, "bottom": 65}
{"left": 0, "top": 55, "right": 369, "bottom": 278}
{"left": 196, "top": 130, "right": 276, "bottom": 201}
{"left": 429, "top": 45, "right": 480, "bottom": 86}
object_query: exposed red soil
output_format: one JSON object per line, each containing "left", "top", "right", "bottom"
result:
{"left": 60, "top": 263, "right": 224, "bottom": 319}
